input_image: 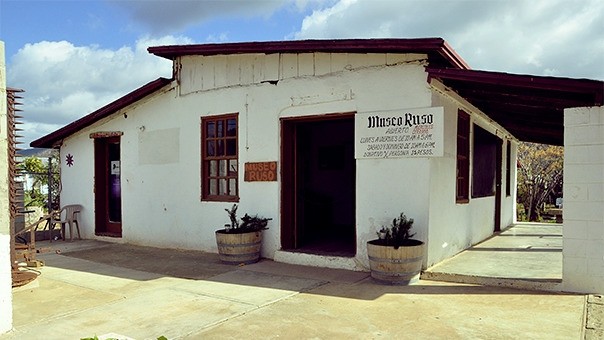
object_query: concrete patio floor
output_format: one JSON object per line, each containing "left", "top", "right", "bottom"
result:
{"left": 2, "top": 228, "right": 601, "bottom": 339}
{"left": 423, "top": 223, "right": 563, "bottom": 291}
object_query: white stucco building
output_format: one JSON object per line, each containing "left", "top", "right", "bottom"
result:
{"left": 31, "top": 39, "right": 603, "bottom": 290}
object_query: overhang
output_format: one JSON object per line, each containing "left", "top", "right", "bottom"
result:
{"left": 30, "top": 77, "right": 173, "bottom": 148}
{"left": 148, "top": 38, "right": 470, "bottom": 70}
{"left": 427, "top": 68, "right": 604, "bottom": 145}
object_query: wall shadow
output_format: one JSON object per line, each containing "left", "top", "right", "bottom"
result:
{"left": 44, "top": 241, "right": 578, "bottom": 302}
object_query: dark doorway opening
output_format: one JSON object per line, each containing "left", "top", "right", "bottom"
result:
{"left": 281, "top": 114, "right": 356, "bottom": 257}
{"left": 471, "top": 125, "right": 503, "bottom": 232}
{"left": 94, "top": 136, "right": 122, "bottom": 237}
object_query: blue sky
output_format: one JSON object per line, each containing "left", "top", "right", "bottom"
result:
{"left": 1, "top": 0, "right": 603, "bottom": 146}
{"left": 1, "top": 0, "right": 305, "bottom": 57}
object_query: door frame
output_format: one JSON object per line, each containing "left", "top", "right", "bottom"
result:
{"left": 280, "top": 112, "right": 356, "bottom": 250}
{"left": 94, "top": 135, "right": 123, "bottom": 237}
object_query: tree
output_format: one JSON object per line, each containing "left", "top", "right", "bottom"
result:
{"left": 516, "top": 142, "right": 563, "bottom": 221}
{"left": 18, "top": 154, "right": 60, "bottom": 211}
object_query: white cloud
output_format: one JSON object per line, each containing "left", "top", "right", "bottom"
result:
{"left": 295, "top": 0, "right": 604, "bottom": 80}
{"left": 8, "top": 0, "right": 602, "bottom": 148}
{"left": 8, "top": 35, "right": 193, "bottom": 146}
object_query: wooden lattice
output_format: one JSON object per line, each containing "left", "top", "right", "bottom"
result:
{"left": 7, "top": 88, "right": 24, "bottom": 270}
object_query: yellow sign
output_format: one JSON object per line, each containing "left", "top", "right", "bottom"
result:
{"left": 244, "top": 162, "right": 278, "bottom": 182}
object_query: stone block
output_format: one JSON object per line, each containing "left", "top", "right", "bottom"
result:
{"left": 587, "top": 222, "right": 604, "bottom": 241}
{"left": 565, "top": 125, "right": 604, "bottom": 146}
{"left": 561, "top": 201, "right": 580, "bottom": 220}
{"left": 565, "top": 184, "right": 588, "bottom": 201}
{"left": 591, "top": 110, "right": 604, "bottom": 125}
{"left": 563, "top": 239, "right": 587, "bottom": 257}
{"left": 565, "top": 145, "right": 604, "bottom": 165}
{"left": 562, "top": 201, "right": 602, "bottom": 221}
{"left": 584, "top": 202, "right": 604, "bottom": 222}
{"left": 586, "top": 242, "right": 604, "bottom": 260}
{"left": 565, "top": 109, "right": 591, "bottom": 126}
{"left": 587, "top": 259, "right": 604, "bottom": 279}
{"left": 564, "top": 220, "right": 588, "bottom": 239}
{"left": 589, "top": 183, "right": 604, "bottom": 202}
{"left": 563, "top": 256, "right": 588, "bottom": 275}
{"left": 563, "top": 274, "right": 604, "bottom": 294}
{"left": 564, "top": 164, "right": 604, "bottom": 185}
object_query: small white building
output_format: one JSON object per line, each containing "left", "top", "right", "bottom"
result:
{"left": 31, "top": 39, "right": 603, "bottom": 275}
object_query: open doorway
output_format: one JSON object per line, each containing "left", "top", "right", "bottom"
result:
{"left": 471, "top": 125, "right": 503, "bottom": 231}
{"left": 281, "top": 114, "right": 356, "bottom": 257}
{"left": 94, "top": 136, "right": 122, "bottom": 237}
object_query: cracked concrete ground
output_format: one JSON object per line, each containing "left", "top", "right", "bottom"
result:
{"left": 586, "top": 294, "right": 604, "bottom": 340}
{"left": 3, "top": 240, "right": 598, "bottom": 339}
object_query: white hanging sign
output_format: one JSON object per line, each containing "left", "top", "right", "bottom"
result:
{"left": 355, "top": 107, "right": 444, "bottom": 159}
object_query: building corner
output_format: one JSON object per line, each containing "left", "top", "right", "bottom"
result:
{"left": 0, "top": 40, "right": 14, "bottom": 334}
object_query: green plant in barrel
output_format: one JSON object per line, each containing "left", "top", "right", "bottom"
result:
{"left": 223, "top": 204, "right": 271, "bottom": 233}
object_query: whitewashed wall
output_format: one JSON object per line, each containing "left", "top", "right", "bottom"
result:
{"left": 0, "top": 40, "right": 13, "bottom": 335}
{"left": 423, "top": 81, "right": 517, "bottom": 267}
{"left": 60, "top": 51, "right": 515, "bottom": 271}
{"left": 563, "top": 106, "right": 604, "bottom": 293}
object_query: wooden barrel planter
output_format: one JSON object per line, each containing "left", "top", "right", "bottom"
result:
{"left": 215, "top": 230, "right": 262, "bottom": 265}
{"left": 367, "top": 239, "right": 425, "bottom": 285}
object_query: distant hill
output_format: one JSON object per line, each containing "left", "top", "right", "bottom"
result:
{"left": 17, "top": 148, "right": 58, "bottom": 158}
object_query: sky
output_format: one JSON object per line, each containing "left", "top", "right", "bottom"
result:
{"left": 1, "top": 0, "right": 603, "bottom": 147}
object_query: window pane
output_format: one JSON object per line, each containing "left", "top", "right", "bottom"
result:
{"left": 228, "top": 159, "right": 238, "bottom": 176}
{"left": 219, "top": 160, "right": 227, "bottom": 177}
{"left": 226, "top": 119, "right": 237, "bottom": 136}
{"left": 217, "top": 120, "right": 224, "bottom": 137}
{"left": 216, "top": 140, "right": 224, "bottom": 156}
{"left": 206, "top": 141, "right": 215, "bottom": 156}
{"left": 226, "top": 139, "right": 236, "bottom": 156}
{"left": 209, "top": 160, "right": 217, "bottom": 176}
{"left": 219, "top": 179, "right": 228, "bottom": 195}
{"left": 229, "top": 179, "right": 237, "bottom": 196}
{"left": 206, "top": 121, "right": 215, "bottom": 138}
{"left": 209, "top": 179, "right": 218, "bottom": 195}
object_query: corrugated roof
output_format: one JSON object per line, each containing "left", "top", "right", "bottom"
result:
{"left": 30, "top": 77, "right": 173, "bottom": 148}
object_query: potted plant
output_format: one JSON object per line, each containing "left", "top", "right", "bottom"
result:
{"left": 215, "top": 204, "right": 271, "bottom": 265}
{"left": 367, "top": 212, "right": 425, "bottom": 285}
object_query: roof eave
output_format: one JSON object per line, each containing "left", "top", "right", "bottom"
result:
{"left": 148, "top": 38, "right": 470, "bottom": 70}
{"left": 427, "top": 67, "right": 604, "bottom": 97}
{"left": 427, "top": 68, "right": 604, "bottom": 145}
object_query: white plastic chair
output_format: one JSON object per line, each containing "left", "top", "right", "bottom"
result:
{"left": 52, "top": 204, "right": 83, "bottom": 242}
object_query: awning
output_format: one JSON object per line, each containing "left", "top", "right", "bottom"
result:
{"left": 427, "top": 68, "right": 604, "bottom": 145}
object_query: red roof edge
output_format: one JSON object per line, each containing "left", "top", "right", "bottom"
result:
{"left": 427, "top": 67, "right": 604, "bottom": 100}
{"left": 148, "top": 38, "right": 470, "bottom": 70}
{"left": 30, "top": 77, "right": 173, "bottom": 149}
